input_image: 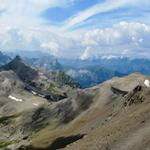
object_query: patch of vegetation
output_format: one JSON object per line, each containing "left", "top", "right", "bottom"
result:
{"left": 48, "top": 83, "right": 55, "bottom": 90}
{"left": 0, "top": 116, "right": 13, "bottom": 125}
{"left": 0, "top": 141, "right": 16, "bottom": 148}
{"left": 48, "top": 82, "right": 65, "bottom": 97}
{"left": 56, "top": 71, "right": 80, "bottom": 88}
{"left": 0, "top": 113, "right": 22, "bottom": 125}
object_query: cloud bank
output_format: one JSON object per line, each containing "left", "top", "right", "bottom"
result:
{"left": 0, "top": 0, "right": 149, "bottom": 59}
{"left": 80, "top": 22, "right": 150, "bottom": 59}
{"left": 0, "top": 21, "right": 149, "bottom": 59}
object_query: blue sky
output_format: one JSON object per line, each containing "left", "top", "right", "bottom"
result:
{"left": 42, "top": 0, "right": 101, "bottom": 24}
{"left": 0, "top": 0, "right": 150, "bottom": 59}
{"left": 41, "top": 0, "right": 150, "bottom": 29}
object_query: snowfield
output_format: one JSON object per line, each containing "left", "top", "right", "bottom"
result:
{"left": 8, "top": 95, "right": 23, "bottom": 102}
{"left": 144, "top": 80, "right": 150, "bottom": 87}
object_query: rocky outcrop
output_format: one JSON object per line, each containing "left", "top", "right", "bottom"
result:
{"left": 124, "top": 85, "right": 146, "bottom": 106}
{"left": 0, "top": 56, "right": 68, "bottom": 102}
{"left": 0, "top": 56, "right": 38, "bottom": 82}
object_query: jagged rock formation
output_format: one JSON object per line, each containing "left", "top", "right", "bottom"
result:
{"left": 124, "top": 85, "right": 144, "bottom": 106}
{"left": 0, "top": 56, "right": 73, "bottom": 101}
{"left": 1, "top": 56, "right": 38, "bottom": 82}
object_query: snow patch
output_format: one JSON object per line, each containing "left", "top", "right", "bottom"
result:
{"left": 31, "top": 91, "right": 37, "bottom": 95}
{"left": 32, "top": 103, "right": 38, "bottom": 106}
{"left": 144, "top": 80, "right": 150, "bottom": 87}
{"left": 8, "top": 95, "right": 23, "bottom": 102}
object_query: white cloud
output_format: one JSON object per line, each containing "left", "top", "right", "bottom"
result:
{"left": 0, "top": 0, "right": 85, "bottom": 57}
{"left": 0, "top": 0, "right": 76, "bottom": 13}
{"left": 0, "top": 0, "right": 149, "bottom": 59}
{"left": 41, "top": 41, "right": 60, "bottom": 56}
{"left": 80, "top": 47, "right": 92, "bottom": 60}
{"left": 0, "top": 0, "right": 81, "bottom": 29}
{"left": 0, "top": 21, "right": 150, "bottom": 59}
{"left": 80, "top": 22, "right": 150, "bottom": 59}
{"left": 64, "top": 0, "right": 130, "bottom": 29}
{"left": 64, "top": 0, "right": 150, "bottom": 29}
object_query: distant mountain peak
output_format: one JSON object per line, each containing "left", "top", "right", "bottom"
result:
{"left": 9, "top": 55, "right": 25, "bottom": 66}
{"left": 0, "top": 56, "right": 38, "bottom": 82}
{"left": 26, "top": 55, "right": 62, "bottom": 71}
{"left": 14, "top": 55, "right": 22, "bottom": 61}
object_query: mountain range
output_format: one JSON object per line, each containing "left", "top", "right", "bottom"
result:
{"left": 0, "top": 55, "right": 150, "bottom": 149}
{"left": 0, "top": 55, "right": 79, "bottom": 102}
{"left": 59, "top": 57, "right": 150, "bottom": 88}
{"left": 1, "top": 51, "right": 150, "bottom": 88}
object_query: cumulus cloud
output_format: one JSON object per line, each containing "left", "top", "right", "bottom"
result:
{"left": 40, "top": 41, "right": 60, "bottom": 56}
{"left": 82, "top": 22, "right": 150, "bottom": 46}
{"left": 80, "top": 22, "right": 150, "bottom": 59}
{"left": 0, "top": 21, "right": 150, "bottom": 59}
{"left": 0, "top": 1, "right": 149, "bottom": 59}
{"left": 0, "top": 0, "right": 84, "bottom": 57}
{"left": 0, "top": 20, "right": 150, "bottom": 59}
{"left": 0, "top": 27, "right": 41, "bottom": 51}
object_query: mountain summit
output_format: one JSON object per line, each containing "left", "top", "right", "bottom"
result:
{"left": 0, "top": 56, "right": 38, "bottom": 82}
{"left": 0, "top": 56, "right": 78, "bottom": 102}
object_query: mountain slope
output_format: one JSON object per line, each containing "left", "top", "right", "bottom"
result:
{"left": 27, "top": 74, "right": 150, "bottom": 150}
{"left": 0, "top": 64, "right": 150, "bottom": 150}
{"left": 60, "top": 58, "right": 150, "bottom": 88}
{"left": 64, "top": 83, "right": 150, "bottom": 150}
{"left": 66, "top": 67, "right": 124, "bottom": 88}
{"left": 0, "top": 56, "right": 69, "bottom": 102}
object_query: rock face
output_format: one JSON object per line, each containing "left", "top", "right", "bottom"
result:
{"left": 0, "top": 56, "right": 69, "bottom": 102}
{"left": 0, "top": 63, "right": 150, "bottom": 150}
{"left": 124, "top": 85, "right": 144, "bottom": 106}
{"left": 0, "top": 56, "right": 38, "bottom": 82}
{"left": 0, "top": 61, "right": 77, "bottom": 149}
{"left": 0, "top": 57, "right": 83, "bottom": 149}
{"left": 0, "top": 71, "right": 24, "bottom": 96}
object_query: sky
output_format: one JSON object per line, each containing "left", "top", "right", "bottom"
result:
{"left": 0, "top": 0, "right": 150, "bottom": 59}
